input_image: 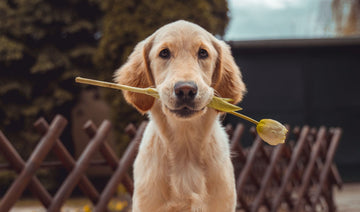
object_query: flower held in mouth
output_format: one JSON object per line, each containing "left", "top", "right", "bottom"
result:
{"left": 75, "top": 77, "right": 287, "bottom": 145}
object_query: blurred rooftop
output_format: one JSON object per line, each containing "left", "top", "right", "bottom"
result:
{"left": 228, "top": 36, "right": 360, "bottom": 48}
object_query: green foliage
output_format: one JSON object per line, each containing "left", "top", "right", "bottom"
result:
{"left": 0, "top": 0, "right": 102, "bottom": 155}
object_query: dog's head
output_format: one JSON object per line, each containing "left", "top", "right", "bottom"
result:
{"left": 114, "top": 20, "right": 246, "bottom": 119}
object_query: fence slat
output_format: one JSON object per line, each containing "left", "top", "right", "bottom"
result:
{"left": 294, "top": 126, "right": 327, "bottom": 211}
{"left": 230, "top": 124, "right": 252, "bottom": 210}
{"left": 251, "top": 144, "right": 286, "bottom": 212}
{"left": 271, "top": 126, "right": 310, "bottom": 212}
{"left": 83, "top": 120, "right": 134, "bottom": 195}
{"left": 0, "top": 115, "right": 67, "bottom": 212}
{"left": 34, "top": 118, "right": 100, "bottom": 204}
{"left": 236, "top": 136, "right": 263, "bottom": 211}
{"left": 321, "top": 129, "right": 343, "bottom": 189}
{"left": 48, "top": 120, "right": 112, "bottom": 212}
{"left": 313, "top": 128, "right": 342, "bottom": 204}
{"left": 94, "top": 121, "right": 147, "bottom": 212}
{"left": 0, "top": 131, "right": 53, "bottom": 208}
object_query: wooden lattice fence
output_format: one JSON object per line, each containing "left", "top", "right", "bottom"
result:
{"left": 228, "top": 124, "right": 342, "bottom": 212}
{"left": 0, "top": 114, "right": 342, "bottom": 212}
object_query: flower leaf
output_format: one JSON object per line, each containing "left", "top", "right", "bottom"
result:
{"left": 207, "top": 96, "right": 242, "bottom": 112}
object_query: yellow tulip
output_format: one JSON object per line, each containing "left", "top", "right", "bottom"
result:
{"left": 228, "top": 112, "right": 287, "bottom": 145}
{"left": 256, "top": 119, "right": 288, "bottom": 145}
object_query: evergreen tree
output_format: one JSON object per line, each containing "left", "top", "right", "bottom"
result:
{"left": 0, "top": 0, "right": 102, "bottom": 156}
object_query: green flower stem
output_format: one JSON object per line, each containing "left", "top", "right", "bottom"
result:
{"left": 75, "top": 77, "right": 159, "bottom": 98}
{"left": 76, "top": 77, "right": 142, "bottom": 92}
{"left": 228, "top": 111, "right": 259, "bottom": 125}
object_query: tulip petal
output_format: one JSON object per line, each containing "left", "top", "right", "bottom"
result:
{"left": 256, "top": 119, "right": 288, "bottom": 145}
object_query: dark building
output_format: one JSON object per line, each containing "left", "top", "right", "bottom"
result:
{"left": 227, "top": 37, "right": 360, "bottom": 182}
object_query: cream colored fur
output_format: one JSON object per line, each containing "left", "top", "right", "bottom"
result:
{"left": 114, "top": 20, "right": 246, "bottom": 212}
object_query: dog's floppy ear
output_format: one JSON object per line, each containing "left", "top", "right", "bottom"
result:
{"left": 114, "top": 36, "right": 155, "bottom": 114}
{"left": 212, "top": 39, "right": 246, "bottom": 104}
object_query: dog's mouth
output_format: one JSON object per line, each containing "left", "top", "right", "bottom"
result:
{"left": 166, "top": 106, "right": 205, "bottom": 118}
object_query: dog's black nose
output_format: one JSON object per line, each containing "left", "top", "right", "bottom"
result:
{"left": 174, "top": 81, "right": 198, "bottom": 100}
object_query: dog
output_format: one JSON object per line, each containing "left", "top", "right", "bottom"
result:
{"left": 114, "top": 20, "right": 246, "bottom": 212}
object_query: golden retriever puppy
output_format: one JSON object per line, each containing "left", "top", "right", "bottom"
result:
{"left": 114, "top": 20, "right": 246, "bottom": 212}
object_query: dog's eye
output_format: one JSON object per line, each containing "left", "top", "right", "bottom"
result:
{"left": 198, "top": 48, "right": 208, "bottom": 59}
{"left": 159, "top": 48, "right": 171, "bottom": 59}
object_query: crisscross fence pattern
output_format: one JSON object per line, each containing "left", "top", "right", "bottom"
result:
{"left": 228, "top": 124, "right": 342, "bottom": 212}
{"left": 0, "top": 114, "right": 342, "bottom": 212}
{"left": 0, "top": 115, "right": 145, "bottom": 212}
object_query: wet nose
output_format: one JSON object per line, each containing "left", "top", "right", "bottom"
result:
{"left": 174, "top": 81, "right": 198, "bottom": 100}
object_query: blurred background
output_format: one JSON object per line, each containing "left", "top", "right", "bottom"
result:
{"left": 0, "top": 0, "right": 359, "bottom": 195}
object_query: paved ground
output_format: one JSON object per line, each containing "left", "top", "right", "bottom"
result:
{"left": 10, "top": 198, "right": 92, "bottom": 212}
{"left": 7, "top": 183, "right": 360, "bottom": 212}
{"left": 335, "top": 183, "right": 360, "bottom": 212}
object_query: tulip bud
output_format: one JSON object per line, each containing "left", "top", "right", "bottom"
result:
{"left": 256, "top": 119, "right": 288, "bottom": 145}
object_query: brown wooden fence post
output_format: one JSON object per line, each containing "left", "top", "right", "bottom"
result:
{"left": 251, "top": 144, "right": 286, "bottom": 212}
{"left": 271, "top": 126, "right": 310, "bottom": 212}
{"left": 229, "top": 124, "right": 250, "bottom": 210}
{"left": 83, "top": 120, "right": 134, "bottom": 195}
{"left": 48, "top": 120, "right": 111, "bottom": 212}
{"left": 0, "top": 115, "right": 67, "bottom": 212}
{"left": 235, "top": 135, "right": 262, "bottom": 211}
{"left": 0, "top": 131, "right": 53, "bottom": 208}
{"left": 94, "top": 121, "right": 147, "bottom": 212}
{"left": 34, "top": 118, "right": 100, "bottom": 204}
{"left": 294, "top": 126, "right": 327, "bottom": 211}
{"left": 313, "top": 128, "right": 342, "bottom": 209}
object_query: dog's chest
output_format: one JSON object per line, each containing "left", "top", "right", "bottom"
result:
{"left": 163, "top": 135, "right": 212, "bottom": 197}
